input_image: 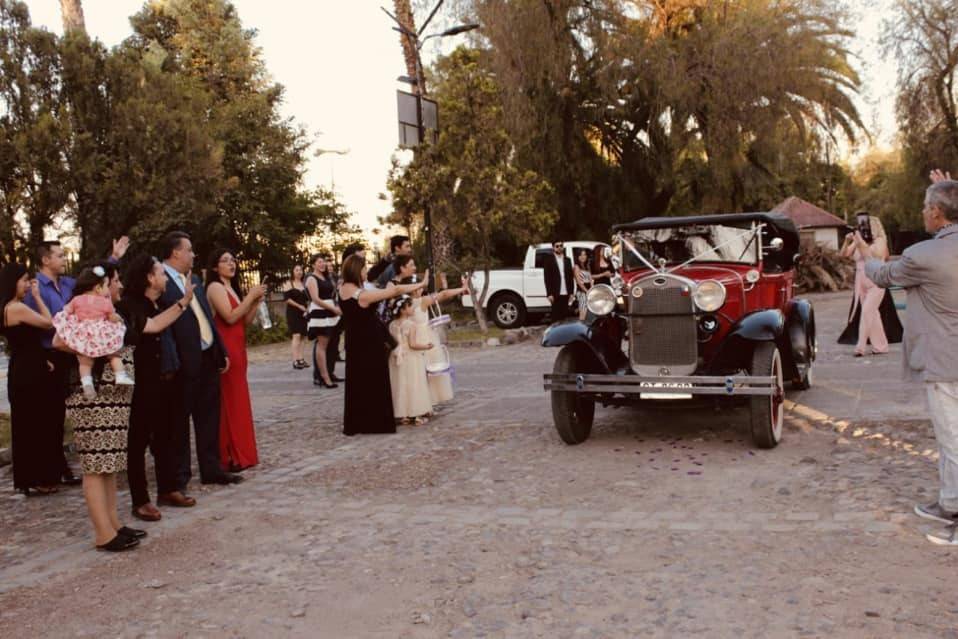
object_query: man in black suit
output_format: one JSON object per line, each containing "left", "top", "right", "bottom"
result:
{"left": 543, "top": 240, "right": 574, "bottom": 322}
{"left": 160, "top": 231, "right": 241, "bottom": 495}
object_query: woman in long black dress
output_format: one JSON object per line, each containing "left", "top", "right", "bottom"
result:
{"left": 0, "top": 263, "right": 58, "bottom": 495}
{"left": 284, "top": 264, "right": 309, "bottom": 369}
{"left": 337, "top": 254, "right": 425, "bottom": 435}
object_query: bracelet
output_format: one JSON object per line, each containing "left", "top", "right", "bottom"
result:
{"left": 176, "top": 300, "right": 188, "bottom": 311}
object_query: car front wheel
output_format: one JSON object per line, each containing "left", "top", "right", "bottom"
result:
{"left": 490, "top": 293, "right": 526, "bottom": 329}
{"left": 749, "top": 342, "right": 784, "bottom": 449}
{"left": 551, "top": 345, "right": 595, "bottom": 445}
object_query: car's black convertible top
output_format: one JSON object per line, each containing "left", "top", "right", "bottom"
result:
{"left": 612, "top": 212, "right": 799, "bottom": 238}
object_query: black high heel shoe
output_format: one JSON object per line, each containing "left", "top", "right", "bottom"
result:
{"left": 320, "top": 380, "right": 338, "bottom": 389}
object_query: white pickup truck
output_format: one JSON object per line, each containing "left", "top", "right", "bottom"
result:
{"left": 462, "top": 241, "right": 606, "bottom": 329}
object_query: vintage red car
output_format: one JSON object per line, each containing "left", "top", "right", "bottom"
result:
{"left": 542, "top": 212, "right": 816, "bottom": 448}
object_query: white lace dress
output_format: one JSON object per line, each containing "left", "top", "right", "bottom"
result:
{"left": 388, "top": 318, "right": 433, "bottom": 418}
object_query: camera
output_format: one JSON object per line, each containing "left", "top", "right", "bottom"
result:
{"left": 856, "top": 214, "right": 873, "bottom": 244}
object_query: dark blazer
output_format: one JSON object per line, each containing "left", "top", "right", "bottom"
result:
{"left": 543, "top": 253, "right": 574, "bottom": 299}
{"left": 159, "top": 269, "right": 226, "bottom": 376}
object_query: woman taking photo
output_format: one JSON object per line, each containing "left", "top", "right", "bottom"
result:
{"left": 1, "top": 263, "right": 59, "bottom": 496}
{"left": 119, "top": 254, "right": 199, "bottom": 522}
{"left": 206, "top": 249, "right": 266, "bottom": 473}
{"left": 305, "top": 254, "right": 341, "bottom": 388}
{"left": 573, "top": 249, "right": 593, "bottom": 320}
{"left": 338, "top": 254, "right": 425, "bottom": 436}
{"left": 283, "top": 264, "right": 309, "bottom": 369}
{"left": 591, "top": 244, "right": 614, "bottom": 287}
{"left": 838, "top": 214, "right": 903, "bottom": 356}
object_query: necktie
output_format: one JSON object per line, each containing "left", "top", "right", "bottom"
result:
{"left": 181, "top": 273, "right": 214, "bottom": 347}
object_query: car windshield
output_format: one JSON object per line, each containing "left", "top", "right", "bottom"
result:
{"left": 617, "top": 224, "right": 760, "bottom": 270}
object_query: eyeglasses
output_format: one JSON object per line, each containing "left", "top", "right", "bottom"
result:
{"left": 554, "top": 244, "right": 564, "bottom": 250}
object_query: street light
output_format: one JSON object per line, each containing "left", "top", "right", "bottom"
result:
{"left": 382, "top": 2, "right": 479, "bottom": 292}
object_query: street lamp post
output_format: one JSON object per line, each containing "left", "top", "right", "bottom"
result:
{"left": 383, "top": 3, "right": 478, "bottom": 292}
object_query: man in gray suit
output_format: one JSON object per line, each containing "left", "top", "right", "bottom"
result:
{"left": 856, "top": 178, "right": 958, "bottom": 535}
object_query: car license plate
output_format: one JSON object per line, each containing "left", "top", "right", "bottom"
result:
{"left": 640, "top": 382, "right": 693, "bottom": 400}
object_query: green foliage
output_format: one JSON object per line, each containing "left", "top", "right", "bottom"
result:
{"left": 0, "top": 1, "right": 70, "bottom": 262}
{"left": 388, "top": 47, "right": 557, "bottom": 277}
{"left": 468, "top": 0, "right": 864, "bottom": 236}
{"left": 0, "top": 0, "right": 352, "bottom": 273}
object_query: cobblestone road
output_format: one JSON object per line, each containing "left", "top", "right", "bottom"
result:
{"left": 2, "top": 292, "right": 957, "bottom": 638}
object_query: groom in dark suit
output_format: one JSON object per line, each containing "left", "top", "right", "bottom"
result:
{"left": 160, "top": 231, "right": 242, "bottom": 494}
{"left": 543, "top": 240, "right": 574, "bottom": 322}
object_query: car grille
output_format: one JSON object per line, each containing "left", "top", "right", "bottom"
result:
{"left": 628, "top": 275, "right": 698, "bottom": 375}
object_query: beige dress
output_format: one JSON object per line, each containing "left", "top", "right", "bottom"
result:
{"left": 414, "top": 303, "right": 454, "bottom": 404}
{"left": 389, "top": 318, "right": 433, "bottom": 418}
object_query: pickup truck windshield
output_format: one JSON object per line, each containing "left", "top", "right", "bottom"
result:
{"left": 619, "top": 224, "right": 759, "bottom": 270}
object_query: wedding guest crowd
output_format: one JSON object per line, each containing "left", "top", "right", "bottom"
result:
{"left": 5, "top": 231, "right": 472, "bottom": 551}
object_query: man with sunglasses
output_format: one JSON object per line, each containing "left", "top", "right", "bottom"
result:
{"left": 543, "top": 240, "right": 574, "bottom": 323}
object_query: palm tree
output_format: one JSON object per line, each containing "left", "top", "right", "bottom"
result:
{"left": 59, "top": 0, "right": 86, "bottom": 33}
{"left": 393, "top": 0, "right": 422, "bottom": 92}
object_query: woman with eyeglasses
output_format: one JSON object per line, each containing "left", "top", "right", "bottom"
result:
{"left": 206, "top": 249, "right": 266, "bottom": 473}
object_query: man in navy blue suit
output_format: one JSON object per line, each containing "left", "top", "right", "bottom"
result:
{"left": 159, "top": 231, "right": 241, "bottom": 500}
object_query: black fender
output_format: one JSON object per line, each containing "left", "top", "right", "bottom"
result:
{"left": 542, "top": 320, "right": 614, "bottom": 374}
{"left": 707, "top": 309, "right": 790, "bottom": 373}
{"left": 785, "top": 298, "right": 816, "bottom": 366}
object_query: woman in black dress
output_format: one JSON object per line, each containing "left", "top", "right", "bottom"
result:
{"left": 284, "top": 264, "right": 309, "bottom": 369}
{"left": 337, "top": 254, "right": 425, "bottom": 435}
{"left": 591, "top": 244, "right": 614, "bottom": 287}
{"left": 306, "top": 254, "right": 341, "bottom": 388}
{"left": 0, "top": 263, "right": 58, "bottom": 496}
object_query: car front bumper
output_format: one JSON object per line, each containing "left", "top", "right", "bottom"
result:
{"left": 543, "top": 373, "right": 780, "bottom": 397}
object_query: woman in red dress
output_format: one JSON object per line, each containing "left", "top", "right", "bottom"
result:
{"left": 206, "top": 249, "right": 267, "bottom": 472}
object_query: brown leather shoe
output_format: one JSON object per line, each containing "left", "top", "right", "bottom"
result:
{"left": 132, "top": 503, "right": 162, "bottom": 521}
{"left": 157, "top": 491, "right": 197, "bottom": 508}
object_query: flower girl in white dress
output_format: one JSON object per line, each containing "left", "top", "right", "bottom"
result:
{"left": 388, "top": 296, "right": 434, "bottom": 425}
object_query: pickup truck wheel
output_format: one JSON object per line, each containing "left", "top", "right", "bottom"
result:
{"left": 551, "top": 345, "right": 595, "bottom": 445}
{"left": 490, "top": 293, "right": 526, "bottom": 329}
{"left": 749, "top": 342, "right": 784, "bottom": 449}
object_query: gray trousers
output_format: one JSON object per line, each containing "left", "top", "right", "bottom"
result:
{"left": 927, "top": 382, "right": 958, "bottom": 512}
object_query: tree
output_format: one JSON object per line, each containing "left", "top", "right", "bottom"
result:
{"left": 58, "top": 0, "right": 85, "bottom": 33}
{"left": 127, "top": 0, "right": 316, "bottom": 272}
{"left": 388, "top": 47, "right": 556, "bottom": 332}
{"left": 58, "top": 31, "right": 223, "bottom": 262}
{"left": 0, "top": 1, "right": 70, "bottom": 263}
{"left": 466, "top": 0, "right": 863, "bottom": 234}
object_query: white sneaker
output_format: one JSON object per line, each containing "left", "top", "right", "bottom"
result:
{"left": 926, "top": 525, "right": 958, "bottom": 546}
{"left": 81, "top": 381, "right": 96, "bottom": 400}
{"left": 114, "top": 371, "right": 135, "bottom": 386}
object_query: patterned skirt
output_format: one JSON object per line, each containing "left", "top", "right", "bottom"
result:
{"left": 65, "top": 345, "right": 135, "bottom": 475}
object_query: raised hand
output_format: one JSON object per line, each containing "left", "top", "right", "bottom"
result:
{"left": 930, "top": 169, "right": 952, "bottom": 184}
{"left": 29, "top": 279, "right": 41, "bottom": 300}
{"left": 112, "top": 236, "right": 131, "bottom": 260}
{"left": 181, "top": 270, "right": 196, "bottom": 304}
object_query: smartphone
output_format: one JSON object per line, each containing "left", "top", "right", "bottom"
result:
{"left": 856, "top": 214, "right": 873, "bottom": 244}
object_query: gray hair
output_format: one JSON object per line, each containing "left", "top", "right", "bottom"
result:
{"left": 925, "top": 180, "right": 958, "bottom": 222}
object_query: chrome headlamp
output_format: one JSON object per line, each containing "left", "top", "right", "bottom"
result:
{"left": 692, "top": 279, "right": 726, "bottom": 312}
{"left": 586, "top": 284, "right": 617, "bottom": 316}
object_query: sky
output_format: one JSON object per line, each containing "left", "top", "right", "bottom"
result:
{"left": 22, "top": 0, "right": 898, "bottom": 240}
